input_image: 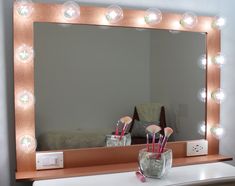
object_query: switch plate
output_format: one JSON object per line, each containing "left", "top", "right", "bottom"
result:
{"left": 36, "top": 152, "right": 64, "bottom": 170}
{"left": 186, "top": 139, "right": 208, "bottom": 157}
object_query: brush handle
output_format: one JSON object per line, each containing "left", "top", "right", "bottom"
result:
{"left": 115, "top": 120, "right": 120, "bottom": 137}
{"left": 160, "top": 136, "right": 168, "bottom": 153}
{"left": 152, "top": 133, "right": 155, "bottom": 153}
{"left": 158, "top": 134, "right": 163, "bottom": 153}
{"left": 119, "top": 124, "right": 127, "bottom": 140}
{"left": 135, "top": 171, "right": 146, "bottom": 182}
{"left": 115, "top": 122, "right": 120, "bottom": 136}
{"left": 146, "top": 133, "right": 149, "bottom": 152}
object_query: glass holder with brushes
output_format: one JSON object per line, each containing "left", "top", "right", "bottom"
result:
{"left": 105, "top": 133, "right": 131, "bottom": 147}
{"left": 138, "top": 148, "right": 172, "bottom": 179}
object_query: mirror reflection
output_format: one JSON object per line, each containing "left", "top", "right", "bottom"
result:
{"left": 34, "top": 23, "right": 206, "bottom": 151}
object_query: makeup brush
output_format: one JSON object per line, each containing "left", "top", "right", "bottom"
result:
{"left": 135, "top": 170, "right": 146, "bottom": 182}
{"left": 146, "top": 125, "right": 161, "bottom": 152}
{"left": 119, "top": 116, "right": 132, "bottom": 140}
{"left": 120, "top": 116, "right": 132, "bottom": 125}
{"left": 160, "top": 127, "right": 173, "bottom": 153}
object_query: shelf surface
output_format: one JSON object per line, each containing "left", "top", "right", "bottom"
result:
{"left": 33, "top": 162, "right": 235, "bottom": 186}
{"left": 16, "top": 154, "right": 232, "bottom": 181}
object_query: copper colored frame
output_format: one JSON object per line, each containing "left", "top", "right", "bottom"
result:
{"left": 14, "top": 3, "right": 221, "bottom": 174}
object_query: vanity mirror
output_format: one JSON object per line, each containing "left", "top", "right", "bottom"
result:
{"left": 14, "top": 1, "right": 230, "bottom": 181}
{"left": 34, "top": 23, "right": 206, "bottom": 151}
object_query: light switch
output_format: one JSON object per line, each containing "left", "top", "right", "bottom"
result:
{"left": 36, "top": 152, "right": 64, "bottom": 170}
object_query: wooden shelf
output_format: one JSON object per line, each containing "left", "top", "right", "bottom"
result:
{"left": 16, "top": 154, "right": 232, "bottom": 181}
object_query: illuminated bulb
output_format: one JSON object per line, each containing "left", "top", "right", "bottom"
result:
{"left": 144, "top": 8, "right": 162, "bottom": 25}
{"left": 15, "top": 0, "right": 33, "bottom": 17}
{"left": 17, "top": 90, "right": 34, "bottom": 109}
{"left": 19, "top": 135, "right": 37, "bottom": 152}
{"left": 211, "top": 88, "right": 226, "bottom": 104}
{"left": 212, "top": 53, "right": 226, "bottom": 68}
{"left": 198, "top": 121, "right": 206, "bottom": 136}
{"left": 212, "top": 16, "right": 226, "bottom": 30}
{"left": 198, "top": 88, "right": 207, "bottom": 102}
{"left": 16, "top": 44, "right": 34, "bottom": 63}
{"left": 180, "top": 12, "right": 198, "bottom": 28}
{"left": 62, "top": 1, "right": 80, "bottom": 20}
{"left": 210, "top": 126, "right": 224, "bottom": 139}
{"left": 198, "top": 55, "right": 207, "bottom": 69}
{"left": 105, "top": 5, "right": 123, "bottom": 23}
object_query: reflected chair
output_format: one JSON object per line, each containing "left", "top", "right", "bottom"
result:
{"left": 129, "top": 103, "right": 166, "bottom": 144}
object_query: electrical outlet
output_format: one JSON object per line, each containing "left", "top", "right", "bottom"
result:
{"left": 186, "top": 139, "right": 208, "bottom": 157}
{"left": 36, "top": 152, "right": 64, "bottom": 170}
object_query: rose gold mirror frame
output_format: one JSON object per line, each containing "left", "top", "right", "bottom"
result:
{"left": 14, "top": 2, "right": 226, "bottom": 179}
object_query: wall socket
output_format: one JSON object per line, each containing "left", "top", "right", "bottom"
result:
{"left": 186, "top": 139, "right": 208, "bottom": 157}
{"left": 36, "top": 152, "right": 64, "bottom": 170}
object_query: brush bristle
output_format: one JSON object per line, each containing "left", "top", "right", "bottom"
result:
{"left": 120, "top": 116, "right": 132, "bottom": 125}
{"left": 164, "top": 127, "right": 173, "bottom": 138}
{"left": 146, "top": 125, "right": 161, "bottom": 134}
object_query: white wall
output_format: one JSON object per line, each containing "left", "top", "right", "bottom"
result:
{"left": 0, "top": 0, "right": 14, "bottom": 186}
{"left": 150, "top": 30, "right": 205, "bottom": 141}
{"left": 0, "top": 0, "right": 234, "bottom": 186}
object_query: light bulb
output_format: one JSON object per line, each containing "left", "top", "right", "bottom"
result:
{"left": 16, "top": 44, "right": 34, "bottom": 63}
{"left": 198, "top": 88, "right": 207, "bottom": 102}
{"left": 210, "top": 126, "right": 224, "bottom": 139}
{"left": 198, "top": 121, "right": 206, "bottom": 136}
{"left": 17, "top": 90, "right": 34, "bottom": 109}
{"left": 198, "top": 55, "right": 207, "bottom": 69}
{"left": 15, "top": 0, "right": 33, "bottom": 17}
{"left": 105, "top": 5, "right": 123, "bottom": 23}
{"left": 212, "top": 16, "right": 226, "bottom": 30}
{"left": 19, "top": 135, "right": 37, "bottom": 152}
{"left": 144, "top": 8, "right": 162, "bottom": 25}
{"left": 62, "top": 1, "right": 80, "bottom": 20}
{"left": 180, "top": 12, "right": 198, "bottom": 28}
{"left": 212, "top": 53, "right": 226, "bottom": 68}
{"left": 211, "top": 88, "right": 226, "bottom": 104}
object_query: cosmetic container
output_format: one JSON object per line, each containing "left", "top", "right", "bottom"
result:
{"left": 139, "top": 148, "right": 172, "bottom": 178}
{"left": 106, "top": 133, "right": 131, "bottom": 147}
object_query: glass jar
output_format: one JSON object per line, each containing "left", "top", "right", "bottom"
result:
{"left": 106, "top": 133, "right": 131, "bottom": 147}
{"left": 138, "top": 148, "right": 172, "bottom": 179}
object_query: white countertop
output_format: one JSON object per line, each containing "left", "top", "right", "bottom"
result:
{"left": 33, "top": 162, "right": 235, "bottom": 186}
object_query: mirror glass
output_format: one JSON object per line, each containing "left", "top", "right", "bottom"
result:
{"left": 34, "top": 23, "right": 206, "bottom": 151}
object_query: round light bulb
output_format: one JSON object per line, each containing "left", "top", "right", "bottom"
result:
{"left": 198, "top": 55, "right": 207, "bottom": 69}
{"left": 144, "top": 8, "right": 162, "bottom": 25}
{"left": 212, "top": 16, "right": 226, "bottom": 30}
{"left": 198, "top": 88, "right": 207, "bottom": 102}
{"left": 19, "top": 135, "right": 37, "bottom": 152}
{"left": 180, "top": 12, "right": 198, "bottom": 28}
{"left": 62, "top": 1, "right": 80, "bottom": 20}
{"left": 210, "top": 126, "right": 224, "bottom": 139}
{"left": 211, "top": 88, "right": 226, "bottom": 104}
{"left": 16, "top": 44, "right": 34, "bottom": 63}
{"left": 212, "top": 53, "right": 226, "bottom": 68}
{"left": 17, "top": 90, "right": 34, "bottom": 109}
{"left": 15, "top": 0, "right": 33, "bottom": 17}
{"left": 198, "top": 121, "right": 206, "bottom": 136}
{"left": 105, "top": 5, "right": 123, "bottom": 23}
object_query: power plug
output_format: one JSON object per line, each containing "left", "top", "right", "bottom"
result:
{"left": 186, "top": 139, "right": 208, "bottom": 157}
